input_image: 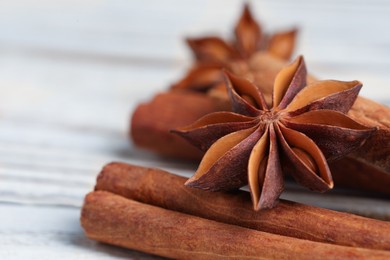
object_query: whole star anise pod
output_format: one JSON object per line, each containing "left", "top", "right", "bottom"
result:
{"left": 171, "top": 3, "right": 297, "bottom": 101}
{"left": 173, "top": 56, "right": 376, "bottom": 210}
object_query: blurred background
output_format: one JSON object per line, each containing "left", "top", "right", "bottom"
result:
{"left": 0, "top": 0, "right": 389, "bottom": 258}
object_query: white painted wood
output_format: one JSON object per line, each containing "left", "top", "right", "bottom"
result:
{"left": 0, "top": 0, "right": 389, "bottom": 258}
{"left": 0, "top": 203, "right": 162, "bottom": 259}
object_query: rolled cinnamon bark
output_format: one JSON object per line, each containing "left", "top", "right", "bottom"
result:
{"left": 348, "top": 96, "right": 390, "bottom": 172}
{"left": 329, "top": 96, "right": 390, "bottom": 195}
{"left": 130, "top": 91, "right": 229, "bottom": 160}
{"left": 330, "top": 156, "right": 390, "bottom": 195}
{"left": 81, "top": 191, "right": 390, "bottom": 259}
{"left": 95, "top": 162, "right": 390, "bottom": 251}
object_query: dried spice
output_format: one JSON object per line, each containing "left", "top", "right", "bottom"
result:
{"left": 173, "top": 56, "right": 376, "bottom": 210}
{"left": 171, "top": 3, "right": 297, "bottom": 103}
{"left": 131, "top": 91, "right": 230, "bottom": 160}
{"left": 81, "top": 191, "right": 390, "bottom": 260}
{"left": 95, "top": 162, "right": 390, "bottom": 249}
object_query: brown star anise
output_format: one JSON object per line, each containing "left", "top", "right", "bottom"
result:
{"left": 170, "top": 3, "right": 297, "bottom": 101}
{"left": 173, "top": 56, "right": 376, "bottom": 210}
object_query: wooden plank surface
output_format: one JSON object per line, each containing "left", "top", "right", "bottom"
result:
{"left": 0, "top": 0, "right": 389, "bottom": 258}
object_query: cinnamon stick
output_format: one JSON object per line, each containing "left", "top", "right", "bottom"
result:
{"left": 329, "top": 96, "right": 390, "bottom": 195}
{"left": 81, "top": 191, "right": 390, "bottom": 259}
{"left": 95, "top": 162, "right": 390, "bottom": 251}
{"left": 131, "top": 91, "right": 228, "bottom": 160}
{"left": 348, "top": 96, "right": 390, "bottom": 172}
{"left": 330, "top": 156, "right": 390, "bottom": 195}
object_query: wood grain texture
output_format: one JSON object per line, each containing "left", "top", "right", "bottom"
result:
{"left": 0, "top": 0, "right": 389, "bottom": 259}
{"left": 0, "top": 203, "right": 161, "bottom": 259}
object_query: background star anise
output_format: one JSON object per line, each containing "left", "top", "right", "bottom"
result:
{"left": 173, "top": 56, "right": 376, "bottom": 210}
{"left": 170, "top": 3, "right": 297, "bottom": 103}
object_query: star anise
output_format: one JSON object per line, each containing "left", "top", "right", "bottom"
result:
{"left": 171, "top": 3, "right": 297, "bottom": 101}
{"left": 173, "top": 56, "right": 376, "bottom": 210}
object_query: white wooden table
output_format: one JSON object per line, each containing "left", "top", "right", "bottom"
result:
{"left": 0, "top": 1, "right": 389, "bottom": 258}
